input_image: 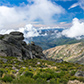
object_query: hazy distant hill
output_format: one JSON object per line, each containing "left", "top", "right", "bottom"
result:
{"left": 25, "top": 28, "right": 83, "bottom": 50}
{"left": 43, "top": 42, "right": 84, "bottom": 65}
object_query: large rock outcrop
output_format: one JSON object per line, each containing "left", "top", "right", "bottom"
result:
{"left": 0, "top": 31, "right": 46, "bottom": 59}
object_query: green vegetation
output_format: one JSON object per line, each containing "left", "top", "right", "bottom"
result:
{"left": 0, "top": 56, "right": 84, "bottom": 84}
{"left": 2, "top": 74, "right": 13, "bottom": 82}
{"left": 32, "top": 36, "right": 82, "bottom": 50}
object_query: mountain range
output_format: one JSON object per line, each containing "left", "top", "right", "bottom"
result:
{"left": 1, "top": 24, "right": 84, "bottom": 50}
{"left": 24, "top": 27, "right": 84, "bottom": 50}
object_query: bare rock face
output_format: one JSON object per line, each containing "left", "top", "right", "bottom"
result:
{"left": 0, "top": 31, "right": 46, "bottom": 59}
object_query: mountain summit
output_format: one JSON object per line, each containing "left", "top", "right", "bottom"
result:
{"left": 0, "top": 31, "right": 46, "bottom": 59}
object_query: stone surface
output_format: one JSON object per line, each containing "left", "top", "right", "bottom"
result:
{"left": 0, "top": 58, "right": 8, "bottom": 63}
{"left": 68, "top": 80, "right": 84, "bottom": 84}
{"left": 55, "top": 59, "right": 63, "bottom": 63}
{"left": 75, "top": 71, "right": 84, "bottom": 77}
{"left": 0, "top": 31, "right": 46, "bottom": 59}
{"left": 46, "top": 58, "right": 63, "bottom": 63}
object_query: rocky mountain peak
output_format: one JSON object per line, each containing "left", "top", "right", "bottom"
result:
{"left": 0, "top": 31, "right": 46, "bottom": 59}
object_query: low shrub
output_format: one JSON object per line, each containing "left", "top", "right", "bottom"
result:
{"left": 36, "top": 78, "right": 47, "bottom": 84}
{"left": 0, "top": 69, "right": 4, "bottom": 77}
{"left": 70, "top": 70, "right": 76, "bottom": 76}
{"left": 24, "top": 71, "right": 33, "bottom": 77}
{"left": 50, "top": 78, "right": 57, "bottom": 84}
{"left": 12, "top": 76, "right": 35, "bottom": 84}
{"left": 78, "top": 77, "right": 84, "bottom": 82}
{"left": 2, "top": 74, "right": 13, "bottom": 82}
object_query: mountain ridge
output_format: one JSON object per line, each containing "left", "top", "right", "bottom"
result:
{"left": 43, "top": 42, "right": 84, "bottom": 64}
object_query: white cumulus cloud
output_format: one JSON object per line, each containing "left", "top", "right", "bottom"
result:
{"left": 62, "top": 18, "right": 84, "bottom": 39}
{"left": 0, "top": 24, "right": 41, "bottom": 38}
{"left": 0, "top": 0, "right": 65, "bottom": 29}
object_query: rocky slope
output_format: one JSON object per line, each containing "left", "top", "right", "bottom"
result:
{"left": 0, "top": 31, "right": 46, "bottom": 59}
{"left": 43, "top": 42, "right": 84, "bottom": 64}
{"left": 0, "top": 56, "right": 84, "bottom": 84}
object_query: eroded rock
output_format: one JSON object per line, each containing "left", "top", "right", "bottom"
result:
{"left": 0, "top": 31, "right": 46, "bottom": 59}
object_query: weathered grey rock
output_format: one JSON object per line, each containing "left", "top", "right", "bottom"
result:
{"left": 46, "top": 58, "right": 63, "bottom": 63}
{"left": 27, "top": 42, "right": 46, "bottom": 59}
{"left": 2, "top": 58, "right": 7, "bottom": 63}
{"left": 0, "top": 31, "right": 46, "bottom": 59}
{"left": 0, "top": 40, "right": 22, "bottom": 57}
{"left": 55, "top": 59, "right": 63, "bottom": 63}
{"left": 10, "top": 31, "right": 24, "bottom": 40}
{"left": 75, "top": 71, "right": 84, "bottom": 77}
{"left": 37, "top": 62, "right": 41, "bottom": 65}
{"left": 17, "top": 57, "right": 23, "bottom": 62}
{"left": 12, "top": 66, "right": 17, "bottom": 70}
{"left": 0, "top": 58, "right": 7, "bottom": 63}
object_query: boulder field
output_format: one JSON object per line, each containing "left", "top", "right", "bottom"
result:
{"left": 0, "top": 31, "right": 46, "bottom": 59}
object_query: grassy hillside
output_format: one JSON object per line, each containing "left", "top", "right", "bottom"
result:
{"left": 43, "top": 42, "right": 84, "bottom": 65}
{"left": 0, "top": 56, "right": 84, "bottom": 84}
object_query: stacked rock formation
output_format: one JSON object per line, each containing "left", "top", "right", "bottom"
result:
{"left": 0, "top": 31, "right": 46, "bottom": 59}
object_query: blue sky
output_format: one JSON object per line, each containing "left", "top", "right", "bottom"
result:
{"left": 0, "top": 0, "right": 84, "bottom": 29}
